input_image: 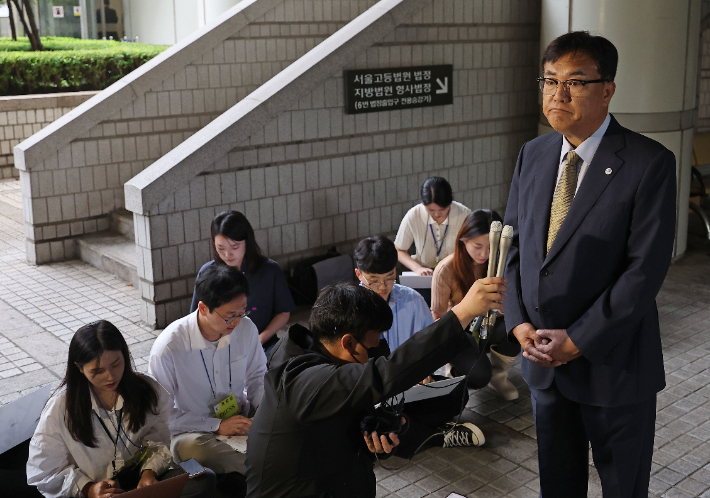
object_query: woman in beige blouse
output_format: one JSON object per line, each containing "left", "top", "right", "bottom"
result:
{"left": 431, "top": 209, "right": 521, "bottom": 400}
{"left": 394, "top": 177, "right": 471, "bottom": 276}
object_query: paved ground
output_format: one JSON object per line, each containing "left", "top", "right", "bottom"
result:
{"left": 1, "top": 177, "right": 710, "bottom": 497}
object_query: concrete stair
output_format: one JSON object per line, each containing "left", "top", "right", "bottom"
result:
{"left": 76, "top": 209, "right": 138, "bottom": 286}
{"left": 111, "top": 208, "right": 135, "bottom": 241}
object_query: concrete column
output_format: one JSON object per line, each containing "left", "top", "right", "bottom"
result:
{"left": 539, "top": 0, "right": 702, "bottom": 260}
{"left": 79, "top": 0, "right": 89, "bottom": 39}
{"left": 204, "top": 0, "right": 240, "bottom": 23}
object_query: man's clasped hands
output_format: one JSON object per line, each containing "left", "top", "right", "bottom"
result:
{"left": 512, "top": 322, "right": 582, "bottom": 367}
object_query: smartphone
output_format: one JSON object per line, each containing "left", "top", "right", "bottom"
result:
{"left": 179, "top": 458, "right": 206, "bottom": 478}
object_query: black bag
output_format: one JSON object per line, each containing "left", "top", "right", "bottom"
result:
{"left": 113, "top": 462, "right": 143, "bottom": 491}
{"left": 0, "top": 439, "right": 43, "bottom": 498}
{"left": 288, "top": 247, "right": 341, "bottom": 305}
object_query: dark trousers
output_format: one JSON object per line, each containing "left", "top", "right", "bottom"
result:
{"left": 530, "top": 382, "right": 656, "bottom": 498}
{"left": 0, "top": 439, "right": 43, "bottom": 498}
{"left": 414, "top": 287, "right": 432, "bottom": 307}
{"left": 396, "top": 377, "right": 469, "bottom": 459}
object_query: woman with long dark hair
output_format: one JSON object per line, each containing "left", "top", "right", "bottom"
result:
{"left": 431, "top": 209, "right": 522, "bottom": 399}
{"left": 26, "top": 321, "right": 215, "bottom": 498}
{"left": 190, "top": 211, "right": 295, "bottom": 356}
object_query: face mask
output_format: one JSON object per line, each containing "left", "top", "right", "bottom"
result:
{"left": 347, "top": 336, "right": 390, "bottom": 364}
{"left": 366, "top": 338, "right": 391, "bottom": 360}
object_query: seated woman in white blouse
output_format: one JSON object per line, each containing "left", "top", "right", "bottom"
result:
{"left": 26, "top": 320, "right": 216, "bottom": 498}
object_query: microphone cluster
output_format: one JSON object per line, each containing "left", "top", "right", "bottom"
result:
{"left": 480, "top": 222, "right": 513, "bottom": 340}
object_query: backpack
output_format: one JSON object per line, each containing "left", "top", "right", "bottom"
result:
{"left": 288, "top": 247, "right": 355, "bottom": 305}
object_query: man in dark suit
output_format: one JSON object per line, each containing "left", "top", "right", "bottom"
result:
{"left": 504, "top": 31, "right": 676, "bottom": 497}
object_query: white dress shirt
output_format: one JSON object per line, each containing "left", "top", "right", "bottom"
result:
{"left": 394, "top": 201, "right": 471, "bottom": 268}
{"left": 556, "top": 113, "right": 611, "bottom": 193}
{"left": 148, "top": 311, "right": 267, "bottom": 437}
{"left": 26, "top": 376, "right": 173, "bottom": 498}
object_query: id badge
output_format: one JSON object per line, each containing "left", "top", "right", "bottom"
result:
{"left": 214, "top": 394, "right": 240, "bottom": 420}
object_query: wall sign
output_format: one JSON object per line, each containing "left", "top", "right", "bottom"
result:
{"left": 344, "top": 65, "right": 453, "bottom": 114}
{"left": 74, "top": 6, "right": 82, "bottom": 16}
{"left": 52, "top": 6, "right": 64, "bottom": 18}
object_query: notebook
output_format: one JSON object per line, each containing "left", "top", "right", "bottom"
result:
{"left": 402, "top": 376, "right": 464, "bottom": 402}
{"left": 215, "top": 434, "right": 248, "bottom": 453}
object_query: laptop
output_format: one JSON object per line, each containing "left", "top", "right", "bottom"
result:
{"left": 119, "top": 473, "right": 189, "bottom": 498}
{"left": 385, "top": 376, "right": 465, "bottom": 405}
{"left": 398, "top": 271, "right": 432, "bottom": 289}
{"left": 0, "top": 384, "right": 52, "bottom": 454}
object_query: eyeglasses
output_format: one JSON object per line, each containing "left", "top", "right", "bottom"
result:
{"left": 359, "top": 273, "right": 397, "bottom": 290}
{"left": 214, "top": 309, "right": 250, "bottom": 325}
{"left": 537, "top": 77, "right": 608, "bottom": 97}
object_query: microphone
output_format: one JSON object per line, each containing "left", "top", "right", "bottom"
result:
{"left": 497, "top": 225, "right": 513, "bottom": 278}
{"left": 480, "top": 224, "right": 512, "bottom": 340}
{"left": 487, "top": 222, "right": 502, "bottom": 279}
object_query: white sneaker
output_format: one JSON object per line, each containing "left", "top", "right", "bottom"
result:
{"left": 444, "top": 363, "right": 457, "bottom": 378}
{"left": 443, "top": 422, "right": 485, "bottom": 448}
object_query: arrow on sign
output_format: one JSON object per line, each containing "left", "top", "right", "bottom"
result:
{"left": 436, "top": 77, "right": 449, "bottom": 94}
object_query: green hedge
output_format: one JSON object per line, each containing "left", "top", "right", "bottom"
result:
{"left": 0, "top": 37, "right": 167, "bottom": 95}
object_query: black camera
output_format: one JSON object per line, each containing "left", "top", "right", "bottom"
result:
{"left": 360, "top": 407, "right": 408, "bottom": 435}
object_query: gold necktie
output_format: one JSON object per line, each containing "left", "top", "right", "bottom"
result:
{"left": 546, "top": 150, "right": 579, "bottom": 254}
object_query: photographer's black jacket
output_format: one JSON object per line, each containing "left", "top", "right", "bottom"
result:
{"left": 245, "top": 310, "right": 473, "bottom": 498}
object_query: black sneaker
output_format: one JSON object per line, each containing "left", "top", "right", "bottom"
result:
{"left": 443, "top": 422, "right": 485, "bottom": 448}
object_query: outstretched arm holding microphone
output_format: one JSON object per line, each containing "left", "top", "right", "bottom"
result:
{"left": 245, "top": 274, "right": 507, "bottom": 498}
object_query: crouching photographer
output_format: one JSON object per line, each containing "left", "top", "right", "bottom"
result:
{"left": 244, "top": 276, "right": 506, "bottom": 498}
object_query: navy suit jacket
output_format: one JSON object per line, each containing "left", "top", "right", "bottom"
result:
{"left": 503, "top": 115, "right": 676, "bottom": 407}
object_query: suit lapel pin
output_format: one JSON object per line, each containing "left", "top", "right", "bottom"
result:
{"left": 605, "top": 168, "right": 612, "bottom": 175}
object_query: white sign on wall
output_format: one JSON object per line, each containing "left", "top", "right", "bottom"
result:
{"left": 74, "top": 6, "right": 81, "bottom": 16}
{"left": 53, "top": 6, "right": 64, "bottom": 18}
{"left": 0, "top": 5, "right": 9, "bottom": 18}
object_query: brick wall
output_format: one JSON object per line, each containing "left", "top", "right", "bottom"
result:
{"left": 1, "top": 93, "right": 97, "bottom": 179}
{"left": 19, "top": 0, "right": 380, "bottom": 265}
{"left": 134, "top": 0, "right": 542, "bottom": 327}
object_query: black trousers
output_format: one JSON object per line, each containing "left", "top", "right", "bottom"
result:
{"left": 395, "top": 377, "right": 469, "bottom": 459}
{"left": 0, "top": 439, "right": 43, "bottom": 498}
{"left": 530, "top": 382, "right": 656, "bottom": 498}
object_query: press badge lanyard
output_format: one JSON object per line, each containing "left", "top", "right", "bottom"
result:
{"left": 429, "top": 224, "right": 449, "bottom": 262}
{"left": 93, "top": 393, "right": 140, "bottom": 473}
{"left": 200, "top": 344, "right": 232, "bottom": 400}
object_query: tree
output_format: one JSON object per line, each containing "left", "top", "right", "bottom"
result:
{"left": 7, "top": 0, "right": 17, "bottom": 41}
{"left": 1, "top": 0, "right": 43, "bottom": 51}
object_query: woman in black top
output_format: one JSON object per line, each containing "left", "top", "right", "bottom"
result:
{"left": 190, "top": 211, "right": 295, "bottom": 356}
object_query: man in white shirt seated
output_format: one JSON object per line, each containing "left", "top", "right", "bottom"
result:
{"left": 149, "top": 264, "right": 267, "bottom": 494}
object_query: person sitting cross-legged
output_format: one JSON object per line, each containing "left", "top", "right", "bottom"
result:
{"left": 354, "top": 235, "right": 485, "bottom": 456}
{"left": 149, "top": 264, "right": 267, "bottom": 498}
{"left": 245, "top": 276, "right": 506, "bottom": 498}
